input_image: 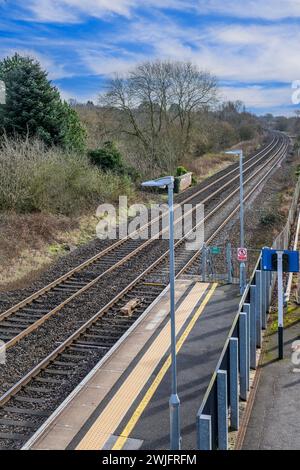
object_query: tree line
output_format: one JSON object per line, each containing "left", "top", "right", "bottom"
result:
{"left": 0, "top": 53, "right": 262, "bottom": 178}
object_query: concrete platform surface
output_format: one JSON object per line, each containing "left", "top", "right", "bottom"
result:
{"left": 243, "top": 320, "right": 300, "bottom": 450}
{"left": 26, "top": 279, "right": 240, "bottom": 451}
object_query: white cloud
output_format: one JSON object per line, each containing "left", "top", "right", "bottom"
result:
{"left": 220, "top": 85, "right": 293, "bottom": 109}
{"left": 193, "top": 0, "right": 300, "bottom": 20}
{"left": 81, "top": 50, "right": 146, "bottom": 76}
{"left": 112, "top": 20, "right": 300, "bottom": 83}
{"left": 78, "top": 18, "right": 300, "bottom": 112}
{"left": 5, "top": 1, "right": 300, "bottom": 114}
{"left": 24, "top": 0, "right": 185, "bottom": 23}
{"left": 22, "top": 0, "right": 300, "bottom": 22}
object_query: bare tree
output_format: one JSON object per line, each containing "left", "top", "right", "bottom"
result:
{"left": 100, "top": 60, "right": 217, "bottom": 173}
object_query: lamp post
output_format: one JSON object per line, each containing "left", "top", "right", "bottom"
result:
{"left": 225, "top": 150, "right": 246, "bottom": 294}
{"left": 141, "top": 176, "right": 181, "bottom": 450}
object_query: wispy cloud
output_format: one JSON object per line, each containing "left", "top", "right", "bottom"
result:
{"left": 82, "top": 16, "right": 300, "bottom": 82}
{"left": 1, "top": 0, "right": 300, "bottom": 114}
{"left": 193, "top": 0, "right": 300, "bottom": 20}
{"left": 221, "top": 85, "right": 292, "bottom": 109}
{"left": 22, "top": 0, "right": 186, "bottom": 23}
{"left": 16, "top": 0, "right": 300, "bottom": 23}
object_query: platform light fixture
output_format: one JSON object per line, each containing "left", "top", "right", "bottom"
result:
{"left": 224, "top": 149, "right": 246, "bottom": 294}
{"left": 141, "top": 176, "right": 181, "bottom": 450}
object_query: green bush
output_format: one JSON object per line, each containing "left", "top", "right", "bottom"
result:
{"left": 259, "top": 211, "right": 278, "bottom": 226}
{"left": 88, "top": 142, "right": 123, "bottom": 172}
{"left": 239, "top": 125, "right": 255, "bottom": 141}
{"left": 88, "top": 141, "right": 140, "bottom": 180}
{"left": 176, "top": 166, "right": 188, "bottom": 176}
{"left": 0, "top": 139, "right": 134, "bottom": 215}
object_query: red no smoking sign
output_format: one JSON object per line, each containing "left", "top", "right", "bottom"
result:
{"left": 237, "top": 247, "right": 248, "bottom": 262}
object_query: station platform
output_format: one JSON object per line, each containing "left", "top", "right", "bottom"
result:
{"left": 25, "top": 279, "right": 240, "bottom": 451}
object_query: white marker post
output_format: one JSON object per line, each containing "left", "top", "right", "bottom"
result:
{"left": 277, "top": 251, "right": 284, "bottom": 359}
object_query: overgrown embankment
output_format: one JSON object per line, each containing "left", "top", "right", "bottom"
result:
{"left": 0, "top": 139, "right": 135, "bottom": 289}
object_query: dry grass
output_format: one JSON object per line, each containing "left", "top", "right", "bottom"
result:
{"left": 186, "top": 152, "right": 237, "bottom": 181}
{"left": 0, "top": 138, "right": 135, "bottom": 215}
{"left": 0, "top": 138, "right": 137, "bottom": 290}
{"left": 184, "top": 136, "right": 264, "bottom": 182}
{"left": 0, "top": 212, "right": 101, "bottom": 290}
{"left": 0, "top": 213, "right": 74, "bottom": 289}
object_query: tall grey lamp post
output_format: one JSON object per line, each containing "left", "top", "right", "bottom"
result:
{"left": 225, "top": 149, "right": 246, "bottom": 294}
{"left": 141, "top": 176, "right": 181, "bottom": 450}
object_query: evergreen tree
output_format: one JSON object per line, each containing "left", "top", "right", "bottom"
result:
{"left": 0, "top": 53, "right": 86, "bottom": 151}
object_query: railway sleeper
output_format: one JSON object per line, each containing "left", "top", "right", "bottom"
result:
{"left": 0, "top": 418, "right": 36, "bottom": 429}
{"left": 22, "top": 307, "right": 50, "bottom": 314}
{"left": 34, "top": 377, "right": 62, "bottom": 385}
{"left": 0, "top": 321, "right": 29, "bottom": 329}
{"left": 107, "top": 313, "right": 139, "bottom": 322}
{"left": 52, "top": 360, "right": 78, "bottom": 367}
{"left": 82, "top": 333, "right": 121, "bottom": 342}
{"left": 84, "top": 333, "right": 122, "bottom": 342}
{"left": 91, "top": 323, "right": 129, "bottom": 332}
{"left": 61, "top": 352, "right": 87, "bottom": 360}
{"left": 26, "top": 385, "right": 53, "bottom": 394}
{"left": 45, "top": 369, "right": 72, "bottom": 376}
{"left": 3, "top": 406, "right": 48, "bottom": 417}
{"left": 99, "top": 317, "right": 134, "bottom": 325}
{"left": 0, "top": 431, "right": 30, "bottom": 441}
{"left": 15, "top": 396, "right": 49, "bottom": 405}
{"left": 63, "top": 279, "right": 87, "bottom": 285}
{"left": 74, "top": 341, "right": 111, "bottom": 350}
{"left": 53, "top": 287, "right": 79, "bottom": 293}
{"left": 13, "top": 312, "right": 44, "bottom": 320}
{"left": 0, "top": 328, "right": 23, "bottom": 337}
{"left": 9, "top": 316, "right": 37, "bottom": 324}
{"left": 0, "top": 332, "right": 17, "bottom": 341}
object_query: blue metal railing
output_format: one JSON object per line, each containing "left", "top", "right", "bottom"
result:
{"left": 196, "top": 175, "right": 300, "bottom": 450}
{"left": 196, "top": 254, "right": 273, "bottom": 450}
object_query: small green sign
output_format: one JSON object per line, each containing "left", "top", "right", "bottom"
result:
{"left": 210, "top": 246, "right": 221, "bottom": 255}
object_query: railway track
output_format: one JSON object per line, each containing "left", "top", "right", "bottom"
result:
{"left": 0, "top": 135, "right": 282, "bottom": 351}
{"left": 0, "top": 132, "right": 289, "bottom": 449}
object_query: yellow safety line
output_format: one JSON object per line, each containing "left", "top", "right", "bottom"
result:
{"left": 112, "top": 282, "right": 218, "bottom": 450}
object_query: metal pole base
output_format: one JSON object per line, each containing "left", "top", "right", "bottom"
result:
{"left": 278, "top": 326, "right": 284, "bottom": 360}
{"left": 169, "top": 394, "right": 181, "bottom": 450}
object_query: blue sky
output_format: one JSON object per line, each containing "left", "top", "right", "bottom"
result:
{"left": 1, "top": 0, "right": 300, "bottom": 116}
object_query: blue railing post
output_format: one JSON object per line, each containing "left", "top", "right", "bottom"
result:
{"left": 255, "top": 270, "right": 262, "bottom": 348}
{"left": 197, "top": 414, "right": 212, "bottom": 450}
{"left": 239, "top": 312, "right": 248, "bottom": 401}
{"left": 217, "top": 370, "right": 228, "bottom": 450}
{"left": 243, "top": 303, "right": 251, "bottom": 390}
{"left": 229, "top": 338, "right": 239, "bottom": 430}
{"left": 250, "top": 285, "right": 257, "bottom": 369}
{"left": 261, "top": 270, "right": 267, "bottom": 329}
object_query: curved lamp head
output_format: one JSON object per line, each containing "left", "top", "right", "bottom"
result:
{"left": 224, "top": 149, "right": 243, "bottom": 156}
{"left": 141, "top": 176, "right": 174, "bottom": 188}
